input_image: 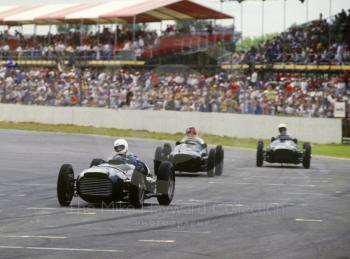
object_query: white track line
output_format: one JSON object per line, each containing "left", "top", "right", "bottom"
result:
{"left": 0, "top": 246, "right": 122, "bottom": 253}
{"left": 0, "top": 235, "right": 66, "bottom": 239}
{"left": 295, "top": 218, "right": 323, "bottom": 222}
{"left": 286, "top": 192, "right": 328, "bottom": 196}
{"left": 27, "top": 208, "right": 58, "bottom": 210}
{"left": 157, "top": 230, "right": 211, "bottom": 234}
{"left": 2, "top": 183, "right": 55, "bottom": 186}
{"left": 242, "top": 176, "right": 332, "bottom": 180}
{"left": 138, "top": 240, "right": 176, "bottom": 243}
{"left": 216, "top": 203, "right": 245, "bottom": 207}
{"left": 205, "top": 182, "right": 318, "bottom": 187}
{"left": 27, "top": 207, "right": 153, "bottom": 213}
{"left": 65, "top": 212, "right": 96, "bottom": 215}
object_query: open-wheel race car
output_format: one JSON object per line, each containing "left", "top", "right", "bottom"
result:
{"left": 57, "top": 157, "right": 175, "bottom": 208}
{"left": 256, "top": 136, "right": 311, "bottom": 169}
{"left": 154, "top": 140, "right": 224, "bottom": 177}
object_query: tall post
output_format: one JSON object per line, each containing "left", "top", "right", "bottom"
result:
{"left": 114, "top": 23, "right": 118, "bottom": 59}
{"left": 80, "top": 19, "right": 83, "bottom": 46}
{"left": 97, "top": 23, "right": 100, "bottom": 45}
{"left": 240, "top": 1, "right": 243, "bottom": 39}
{"left": 261, "top": 0, "right": 265, "bottom": 38}
{"left": 48, "top": 24, "right": 52, "bottom": 45}
{"left": 306, "top": 0, "right": 309, "bottom": 22}
{"left": 33, "top": 24, "right": 37, "bottom": 44}
{"left": 328, "top": 0, "right": 332, "bottom": 46}
{"left": 283, "top": 0, "right": 287, "bottom": 31}
{"left": 64, "top": 22, "right": 68, "bottom": 46}
{"left": 132, "top": 15, "right": 136, "bottom": 43}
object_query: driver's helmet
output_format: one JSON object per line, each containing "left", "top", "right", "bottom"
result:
{"left": 113, "top": 138, "right": 128, "bottom": 155}
{"left": 186, "top": 127, "right": 198, "bottom": 138}
{"left": 278, "top": 123, "right": 287, "bottom": 135}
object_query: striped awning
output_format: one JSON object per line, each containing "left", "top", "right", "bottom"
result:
{"left": 0, "top": 0, "right": 233, "bottom": 25}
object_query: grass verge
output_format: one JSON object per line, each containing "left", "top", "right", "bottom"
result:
{"left": 0, "top": 121, "right": 349, "bottom": 159}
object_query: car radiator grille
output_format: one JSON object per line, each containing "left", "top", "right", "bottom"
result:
{"left": 79, "top": 177, "right": 113, "bottom": 197}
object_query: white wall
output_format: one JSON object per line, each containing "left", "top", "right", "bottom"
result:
{"left": 0, "top": 104, "right": 342, "bottom": 144}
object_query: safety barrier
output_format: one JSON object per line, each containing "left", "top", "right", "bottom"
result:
{"left": 0, "top": 104, "right": 342, "bottom": 144}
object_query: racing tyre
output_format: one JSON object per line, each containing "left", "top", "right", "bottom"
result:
{"left": 215, "top": 145, "right": 224, "bottom": 176}
{"left": 129, "top": 171, "right": 145, "bottom": 208}
{"left": 156, "top": 161, "right": 175, "bottom": 206}
{"left": 207, "top": 148, "right": 216, "bottom": 177}
{"left": 256, "top": 139, "right": 264, "bottom": 167}
{"left": 154, "top": 146, "right": 163, "bottom": 176}
{"left": 302, "top": 142, "right": 311, "bottom": 169}
{"left": 89, "top": 158, "right": 105, "bottom": 168}
{"left": 57, "top": 164, "right": 75, "bottom": 207}
{"left": 163, "top": 143, "right": 172, "bottom": 156}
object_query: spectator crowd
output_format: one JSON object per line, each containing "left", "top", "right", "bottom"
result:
{"left": 1, "top": 66, "right": 349, "bottom": 118}
{"left": 0, "top": 26, "right": 159, "bottom": 61}
{"left": 233, "top": 9, "right": 350, "bottom": 66}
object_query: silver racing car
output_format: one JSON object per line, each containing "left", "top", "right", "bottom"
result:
{"left": 57, "top": 157, "right": 175, "bottom": 208}
{"left": 256, "top": 136, "right": 311, "bottom": 168}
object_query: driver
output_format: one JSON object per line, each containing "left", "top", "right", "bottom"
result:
{"left": 112, "top": 138, "right": 150, "bottom": 176}
{"left": 276, "top": 123, "right": 291, "bottom": 139}
{"left": 180, "top": 127, "right": 205, "bottom": 145}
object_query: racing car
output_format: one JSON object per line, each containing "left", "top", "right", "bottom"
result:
{"left": 57, "top": 157, "right": 175, "bottom": 208}
{"left": 256, "top": 136, "right": 311, "bottom": 168}
{"left": 154, "top": 140, "right": 224, "bottom": 177}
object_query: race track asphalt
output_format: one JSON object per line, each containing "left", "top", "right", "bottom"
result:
{"left": 0, "top": 129, "right": 350, "bottom": 259}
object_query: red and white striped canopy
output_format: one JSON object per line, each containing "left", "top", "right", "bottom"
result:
{"left": 0, "top": 0, "right": 233, "bottom": 25}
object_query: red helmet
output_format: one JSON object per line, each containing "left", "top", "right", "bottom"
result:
{"left": 186, "top": 127, "right": 198, "bottom": 137}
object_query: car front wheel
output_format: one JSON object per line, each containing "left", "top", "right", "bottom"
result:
{"left": 156, "top": 161, "right": 175, "bottom": 206}
{"left": 57, "top": 164, "right": 75, "bottom": 207}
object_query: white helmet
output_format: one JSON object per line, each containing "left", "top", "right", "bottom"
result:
{"left": 113, "top": 138, "right": 128, "bottom": 155}
{"left": 278, "top": 123, "right": 287, "bottom": 132}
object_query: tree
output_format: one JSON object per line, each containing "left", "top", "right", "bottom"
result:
{"left": 236, "top": 32, "right": 279, "bottom": 52}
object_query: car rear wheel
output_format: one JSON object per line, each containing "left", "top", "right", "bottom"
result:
{"left": 207, "top": 148, "right": 216, "bottom": 177}
{"left": 215, "top": 145, "right": 224, "bottom": 176}
{"left": 256, "top": 140, "right": 264, "bottom": 167}
{"left": 154, "top": 146, "right": 163, "bottom": 176}
{"left": 129, "top": 172, "right": 145, "bottom": 208}
{"left": 303, "top": 142, "right": 311, "bottom": 169}
{"left": 89, "top": 158, "right": 105, "bottom": 168}
{"left": 156, "top": 161, "right": 175, "bottom": 206}
{"left": 57, "top": 164, "right": 75, "bottom": 207}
